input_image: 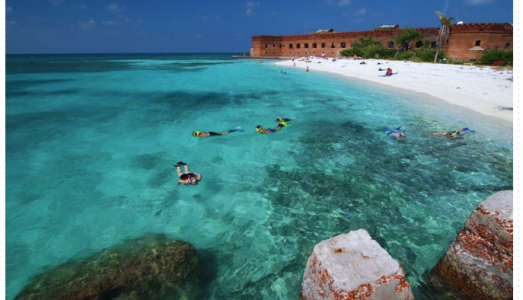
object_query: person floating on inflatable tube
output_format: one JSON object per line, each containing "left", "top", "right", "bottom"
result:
{"left": 433, "top": 127, "right": 476, "bottom": 139}
{"left": 192, "top": 127, "right": 244, "bottom": 138}
{"left": 385, "top": 126, "right": 406, "bottom": 141}
{"left": 174, "top": 161, "right": 202, "bottom": 186}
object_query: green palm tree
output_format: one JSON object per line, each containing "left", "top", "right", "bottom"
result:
{"left": 434, "top": 11, "right": 455, "bottom": 63}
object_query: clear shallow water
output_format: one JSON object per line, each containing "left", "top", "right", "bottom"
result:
{"left": 6, "top": 53, "right": 513, "bottom": 299}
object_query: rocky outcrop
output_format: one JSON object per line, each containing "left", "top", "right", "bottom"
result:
{"left": 15, "top": 234, "right": 200, "bottom": 300}
{"left": 432, "top": 190, "right": 513, "bottom": 300}
{"left": 302, "top": 229, "right": 414, "bottom": 300}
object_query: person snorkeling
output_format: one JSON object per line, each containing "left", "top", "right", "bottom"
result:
{"left": 433, "top": 127, "right": 476, "bottom": 139}
{"left": 256, "top": 123, "right": 288, "bottom": 134}
{"left": 192, "top": 127, "right": 244, "bottom": 138}
{"left": 384, "top": 126, "right": 406, "bottom": 141}
{"left": 275, "top": 117, "right": 298, "bottom": 123}
{"left": 174, "top": 161, "right": 202, "bottom": 186}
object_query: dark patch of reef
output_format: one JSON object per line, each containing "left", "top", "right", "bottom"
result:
{"left": 14, "top": 234, "right": 200, "bottom": 300}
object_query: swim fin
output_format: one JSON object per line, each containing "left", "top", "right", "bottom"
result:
{"left": 395, "top": 126, "right": 402, "bottom": 130}
{"left": 176, "top": 161, "right": 186, "bottom": 166}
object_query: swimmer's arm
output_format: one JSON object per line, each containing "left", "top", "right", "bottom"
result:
{"left": 177, "top": 180, "right": 183, "bottom": 186}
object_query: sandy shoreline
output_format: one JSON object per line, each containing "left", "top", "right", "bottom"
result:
{"left": 275, "top": 58, "right": 513, "bottom": 126}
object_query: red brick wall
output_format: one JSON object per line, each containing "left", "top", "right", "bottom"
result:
{"left": 251, "top": 23, "right": 513, "bottom": 61}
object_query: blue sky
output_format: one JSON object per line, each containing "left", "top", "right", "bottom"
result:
{"left": 5, "top": 0, "right": 513, "bottom": 54}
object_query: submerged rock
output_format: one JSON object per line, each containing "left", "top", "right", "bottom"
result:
{"left": 301, "top": 229, "right": 414, "bottom": 300}
{"left": 15, "top": 234, "right": 200, "bottom": 300}
{"left": 432, "top": 190, "right": 513, "bottom": 300}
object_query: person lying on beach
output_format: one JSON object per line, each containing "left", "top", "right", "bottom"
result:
{"left": 360, "top": 62, "right": 366, "bottom": 65}
{"left": 433, "top": 128, "right": 475, "bottom": 139}
{"left": 385, "top": 126, "right": 406, "bottom": 141}
{"left": 174, "top": 162, "right": 202, "bottom": 186}
{"left": 192, "top": 127, "right": 244, "bottom": 138}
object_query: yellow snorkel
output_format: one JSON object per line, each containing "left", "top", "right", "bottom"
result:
{"left": 192, "top": 131, "right": 201, "bottom": 137}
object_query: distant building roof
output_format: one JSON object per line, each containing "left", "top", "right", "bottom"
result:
{"left": 315, "top": 29, "right": 335, "bottom": 33}
{"left": 378, "top": 24, "right": 399, "bottom": 29}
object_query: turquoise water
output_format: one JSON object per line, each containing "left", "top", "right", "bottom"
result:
{"left": 6, "top": 53, "right": 513, "bottom": 299}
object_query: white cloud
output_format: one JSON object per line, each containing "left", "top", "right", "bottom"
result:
{"left": 78, "top": 18, "right": 95, "bottom": 30}
{"left": 354, "top": 8, "right": 366, "bottom": 16}
{"left": 106, "top": 4, "right": 125, "bottom": 12}
{"left": 49, "top": 0, "right": 65, "bottom": 6}
{"left": 271, "top": 11, "right": 279, "bottom": 16}
{"left": 102, "top": 20, "right": 119, "bottom": 26}
{"left": 6, "top": 6, "right": 13, "bottom": 13}
{"left": 465, "top": 0, "right": 493, "bottom": 4}
{"left": 7, "top": 20, "right": 17, "bottom": 27}
{"left": 324, "top": 0, "right": 351, "bottom": 6}
{"left": 246, "top": 1, "right": 259, "bottom": 15}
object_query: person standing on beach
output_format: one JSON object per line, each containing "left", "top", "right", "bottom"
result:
{"left": 174, "top": 162, "right": 202, "bottom": 186}
{"left": 386, "top": 68, "right": 393, "bottom": 76}
{"left": 306, "top": 66, "right": 309, "bottom": 72}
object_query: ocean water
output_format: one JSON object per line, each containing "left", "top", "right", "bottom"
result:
{"left": 6, "top": 53, "right": 513, "bottom": 299}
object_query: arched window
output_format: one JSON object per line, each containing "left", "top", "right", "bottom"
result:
{"left": 415, "top": 41, "right": 423, "bottom": 48}
{"left": 289, "top": 44, "right": 293, "bottom": 49}
{"left": 321, "top": 43, "right": 326, "bottom": 48}
{"left": 305, "top": 43, "right": 309, "bottom": 48}
{"left": 505, "top": 42, "right": 511, "bottom": 49}
{"left": 265, "top": 45, "right": 268, "bottom": 48}
{"left": 475, "top": 40, "right": 481, "bottom": 46}
{"left": 313, "top": 43, "right": 317, "bottom": 48}
{"left": 387, "top": 41, "right": 394, "bottom": 48}
{"left": 331, "top": 43, "right": 335, "bottom": 48}
{"left": 341, "top": 42, "right": 346, "bottom": 48}
{"left": 297, "top": 43, "right": 301, "bottom": 49}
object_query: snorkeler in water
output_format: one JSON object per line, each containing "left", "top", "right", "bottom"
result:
{"left": 275, "top": 117, "right": 298, "bottom": 123}
{"left": 433, "top": 127, "right": 475, "bottom": 139}
{"left": 192, "top": 127, "right": 244, "bottom": 138}
{"left": 385, "top": 126, "right": 406, "bottom": 141}
{"left": 174, "top": 161, "right": 202, "bottom": 186}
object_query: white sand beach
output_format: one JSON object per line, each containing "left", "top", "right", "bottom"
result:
{"left": 276, "top": 58, "right": 513, "bottom": 125}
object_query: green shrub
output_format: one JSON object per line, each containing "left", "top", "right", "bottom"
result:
{"left": 395, "top": 51, "right": 412, "bottom": 60}
{"left": 415, "top": 49, "right": 445, "bottom": 62}
{"left": 480, "top": 48, "right": 513, "bottom": 65}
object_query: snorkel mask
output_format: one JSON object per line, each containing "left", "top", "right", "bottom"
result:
{"left": 192, "top": 131, "right": 201, "bottom": 137}
{"left": 256, "top": 125, "right": 262, "bottom": 132}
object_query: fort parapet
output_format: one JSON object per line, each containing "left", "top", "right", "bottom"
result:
{"left": 250, "top": 23, "right": 513, "bottom": 61}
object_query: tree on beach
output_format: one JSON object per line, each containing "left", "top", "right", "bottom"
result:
{"left": 395, "top": 27, "right": 425, "bottom": 51}
{"left": 434, "top": 11, "right": 455, "bottom": 63}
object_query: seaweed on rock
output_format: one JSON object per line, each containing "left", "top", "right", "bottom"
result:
{"left": 14, "top": 234, "right": 201, "bottom": 300}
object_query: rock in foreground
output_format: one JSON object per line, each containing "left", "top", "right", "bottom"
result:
{"left": 15, "top": 234, "right": 200, "bottom": 300}
{"left": 302, "top": 229, "right": 414, "bottom": 300}
{"left": 432, "top": 190, "right": 513, "bottom": 300}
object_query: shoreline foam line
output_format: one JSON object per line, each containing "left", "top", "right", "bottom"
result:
{"left": 275, "top": 58, "right": 513, "bottom": 126}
